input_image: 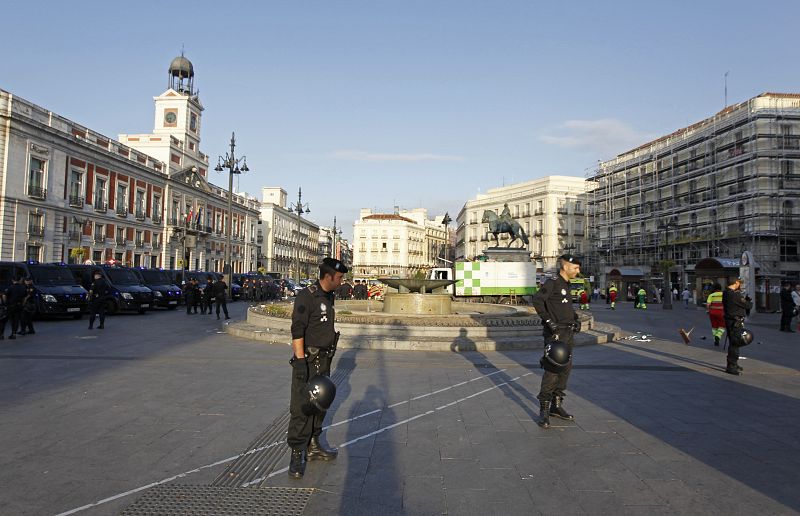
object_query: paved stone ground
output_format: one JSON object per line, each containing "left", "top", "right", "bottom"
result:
{"left": 1, "top": 300, "right": 798, "bottom": 515}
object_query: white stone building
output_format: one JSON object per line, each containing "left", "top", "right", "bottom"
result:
{"left": 0, "top": 55, "right": 260, "bottom": 272}
{"left": 259, "top": 187, "right": 319, "bottom": 279}
{"left": 352, "top": 208, "right": 447, "bottom": 277}
{"left": 456, "top": 176, "right": 592, "bottom": 270}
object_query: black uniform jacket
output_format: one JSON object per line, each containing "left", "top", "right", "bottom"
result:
{"left": 291, "top": 281, "right": 336, "bottom": 350}
{"left": 722, "top": 288, "right": 751, "bottom": 320}
{"left": 89, "top": 278, "right": 110, "bottom": 303}
{"left": 531, "top": 275, "right": 578, "bottom": 325}
{"left": 780, "top": 289, "right": 795, "bottom": 312}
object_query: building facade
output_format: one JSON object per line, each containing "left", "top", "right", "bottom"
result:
{"left": 352, "top": 208, "right": 447, "bottom": 277}
{"left": 0, "top": 56, "right": 260, "bottom": 272}
{"left": 589, "top": 92, "right": 800, "bottom": 308}
{"left": 259, "top": 187, "right": 319, "bottom": 279}
{"left": 456, "top": 176, "right": 591, "bottom": 270}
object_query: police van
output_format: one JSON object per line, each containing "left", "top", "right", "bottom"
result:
{"left": 132, "top": 268, "right": 182, "bottom": 309}
{"left": 66, "top": 264, "right": 154, "bottom": 314}
{"left": 0, "top": 262, "right": 88, "bottom": 318}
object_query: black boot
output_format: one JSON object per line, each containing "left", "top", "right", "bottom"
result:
{"left": 307, "top": 436, "right": 337, "bottom": 461}
{"left": 537, "top": 401, "right": 551, "bottom": 429}
{"left": 714, "top": 336, "right": 720, "bottom": 347}
{"left": 288, "top": 448, "right": 305, "bottom": 478}
{"left": 725, "top": 364, "right": 741, "bottom": 376}
{"left": 550, "top": 396, "right": 574, "bottom": 421}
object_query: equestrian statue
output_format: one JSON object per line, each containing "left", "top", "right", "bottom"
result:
{"left": 482, "top": 204, "right": 529, "bottom": 248}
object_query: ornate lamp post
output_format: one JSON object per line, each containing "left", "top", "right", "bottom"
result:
{"left": 214, "top": 133, "right": 248, "bottom": 287}
{"left": 289, "top": 187, "right": 310, "bottom": 284}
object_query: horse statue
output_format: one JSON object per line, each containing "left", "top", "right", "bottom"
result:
{"left": 482, "top": 210, "right": 529, "bottom": 248}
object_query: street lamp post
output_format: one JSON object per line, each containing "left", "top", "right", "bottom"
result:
{"left": 331, "top": 216, "right": 342, "bottom": 260}
{"left": 289, "top": 187, "right": 310, "bottom": 284}
{"left": 442, "top": 212, "right": 453, "bottom": 292}
{"left": 214, "top": 133, "right": 248, "bottom": 288}
{"left": 658, "top": 221, "right": 677, "bottom": 309}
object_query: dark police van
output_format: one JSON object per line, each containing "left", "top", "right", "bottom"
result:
{"left": 132, "top": 268, "right": 182, "bottom": 309}
{"left": 0, "top": 262, "right": 88, "bottom": 318}
{"left": 66, "top": 264, "right": 153, "bottom": 314}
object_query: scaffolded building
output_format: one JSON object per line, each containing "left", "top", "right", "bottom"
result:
{"left": 589, "top": 93, "right": 800, "bottom": 308}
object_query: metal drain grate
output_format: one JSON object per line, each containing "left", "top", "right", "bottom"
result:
{"left": 120, "top": 485, "right": 313, "bottom": 516}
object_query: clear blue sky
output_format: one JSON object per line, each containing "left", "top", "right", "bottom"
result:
{"left": 3, "top": 1, "right": 799, "bottom": 240}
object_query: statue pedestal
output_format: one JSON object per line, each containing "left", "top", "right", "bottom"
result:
{"left": 484, "top": 247, "right": 531, "bottom": 262}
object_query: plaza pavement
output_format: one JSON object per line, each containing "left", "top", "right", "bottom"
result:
{"left": 0, "top": 299, "right": 798, "bottom": 515}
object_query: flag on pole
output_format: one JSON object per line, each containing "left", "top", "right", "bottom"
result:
{"left": 196, "top": 207, "right": 203, "bottom": 225}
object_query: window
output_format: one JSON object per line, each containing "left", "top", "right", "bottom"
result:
{"left": 153, "top": 195, "right": 162, "bottom": 221}
{"left": 94, "top": 223, "right": 105, "bottom": 243}
{"left": 28, "top": 212, "right": 44, "bottom": 237}
{"left": 135, "top": 190, "right": 145, "bottom": 217}
{"left": 782, "top": 161, "right": 795, "bottom": 176}
{"left": 117, "top": 184, "right": 127, "bottom": 211}
{"left": 26, "top": 245, "right": 41, "bottom": 261}
{"left": 28, "top": 157, "right": 46, "bottom": 198}
{"left": 69, "top": 169, "right": 83, "bottom": 205}
{"left": 95, "top": 178, "right": 107, "bottom": 207}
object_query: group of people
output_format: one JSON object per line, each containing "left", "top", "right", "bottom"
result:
{"left": 0, "top": 276, "right": 37, "bottom": 339}
{"left": 704, "top": 278, "right": 752, "bottom": 375}
{"left": 184, "top": 276, "right": 230, "bottom": 319}
{"left": 239, "top": 277, "right": 283, "bottom": 302}
{"left": 333, "top": 280, "right": 369, "bottom": 300}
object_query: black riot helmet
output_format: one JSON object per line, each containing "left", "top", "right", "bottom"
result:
{"left": 301, "top": 375, "right": 337, "bottom": 415}
{"left": 543, "top": 341, "right": 572, "bottom": 372}
{"left": 737, "top": 328, "right": 754, "bottom": 347}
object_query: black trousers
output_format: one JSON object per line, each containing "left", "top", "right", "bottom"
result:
{"left": 216, "top": 298, "right": 229, "bottom": 318}
{"left": 537, "top": 329, "right": 574, "bottom": 402}
{"left": 20, "top": 308, "right": 35, "bottom": 333}
{"left": 287, "top": 354, "right": 331, "bottom": 450}
{"left": 89, "top": 301, "right": 105, "bottom": 327}
{"left": 724, "top": 318, "right": 741, "bottom": 369}
{"left": 780, "top": 310, "right": 793, "bottom": 331}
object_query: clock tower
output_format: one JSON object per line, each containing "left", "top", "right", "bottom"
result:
{"left": 120, "top": 54, "right": 209, "bottom": 177}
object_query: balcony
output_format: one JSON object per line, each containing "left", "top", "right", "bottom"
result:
{"left": 135, "top": 209, "right": 146, "bottom": 221}
{"left": 168, "top": 217, "right": 179, "bottom": 226}
{"left": 152, "top": 214, "right": 162, "bottom": 224}
{"left": 93, "top": 234, "right": 106, "bottom": 244}
{"left": 134, "top": 239, "right": 144, "bottom": 248}
{"left": 28, "top": 225, "right": 45, "bottom": 238}
{"left": 532, "top": 230, "right": 543, "bottom": 236}
{"left": 115, "top": 236, "right": 127, "bottom": 245}
{"left": 94, "top": 200, "right": 107, "bottom": 213}
{"left": 556, "top": 207, "right": 568, "bottom": 215}
{"left": 27, "top": 185, "right": 46, "bottom": 199}
{"left": 69, "top": 195, "right": 84, "bottom": 208}
{"left": 534, "top": 209, "right": 544, "bottom": 216}
{"left": 557, "top": 228, "right": 569, "bottom": 236}
{"left": 116, "top": 205, "right": 128, "bottom": 217}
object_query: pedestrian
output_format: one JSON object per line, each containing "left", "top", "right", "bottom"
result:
{"left": 531, "top": 254, "right": 582, "bottom": 429}
{"left": 88, "top": 270, "right": 109, "bottom": 330}
{"left": 203, "top": 277, "right": 215, "bottom": 315}
{"left": 0, "top": 296, "right": 8, "bottom": 339}
{"left": 779, "top": 281, "right": 795, "bottom": 332}
{"left": 681, "top": 287, "right": 691, "bottom": 308}
{"left": 722, "top": 277, "right": 752, "bottom": 375}
{"left": 213, "top": 276, "right": 230, "bottom": 320}
{"left": 673, "top": 287, "right": 679, "bottom": 301}
{"left": 608, "top": 284, "right": 618, "bottom": 310}
{"left": 185, "top": 277, "right": 196, "bottom": 315}
{"left": 18, "top": 277, "right": 36, "bottom": 335}
{"left": 592, "top": 287, "right": 599, "bottom": 301}
{"left": 636, "top": 286, "right": 648, "bottom": 309}
{"left": 287, "top": 257, "right": 348, "bottom": 478}
{"left": 605, "top": 285, "right": 610, "bottom": 304}
{"left": 579, "top": 288, "right": 589, "bottom": 310}
{"left": 706, "top": 283, "right": 725, "bottom": 347}
{"left": 792, "top": 284, "right": 800, "bottom": 332}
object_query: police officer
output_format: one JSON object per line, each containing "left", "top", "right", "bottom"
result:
{"left": 88, "top": 270, "right": 110, "bottom": 330}
{"left": 203, "top": 276, "right": 215, "bottom": 315}
{"left": 722, "top": 277, "right": 752, "bottom": 375}
{"left": 287, "top": 257, "right": 348, "bottom": 478}
{"left": 530, "top": 254, "right": 582, "bottom": 429}
{"left": 18, "top": 277, "right": 36, "bottom": 336}
{"left": 4, "top": 277, "right": 27, "bottom": 339}
{"left": 185, "top": 278, "right": 196, "bottom": 314}
{"left": 213, "top": 276, "right": 230, "bottom": 319}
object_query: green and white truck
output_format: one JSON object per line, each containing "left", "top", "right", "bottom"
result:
{"left": 430, "top": 260, "right": 538, "bottom": 302}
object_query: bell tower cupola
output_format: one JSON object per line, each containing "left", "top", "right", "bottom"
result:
{"left": 168, "top": 54, "right": 195, "bottom": 95}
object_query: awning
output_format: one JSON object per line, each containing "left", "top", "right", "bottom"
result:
{"left": 695, "top": 257, "right": 740, "bottom": 270}
{"left": 608, "top": 267, "right": 645, "bottom": 277}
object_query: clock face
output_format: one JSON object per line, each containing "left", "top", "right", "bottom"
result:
{"left": 165, "top": 112, "right": 177, "bottom": 124}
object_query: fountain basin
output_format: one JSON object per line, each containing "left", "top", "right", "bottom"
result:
{"left": 383, "top": 292, "right": 452, "bottom": 315}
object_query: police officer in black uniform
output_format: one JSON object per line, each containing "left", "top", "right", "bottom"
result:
{"left": 287, "top": 257, "right": 348, "bottom": 479}
{"left": 4, "top": 277, "right": 27, "bottom": 339}
{"left": 88, "top": 270, "right": 110, "bottom": 330}
{"left": 18, "top": 277, "right": 36, "bottom": 336}
{"left": 722, "top": 277, "right": 752, "bottom": 375}
{"left": 530, "top": 254, "right": 582, "bottom": 429}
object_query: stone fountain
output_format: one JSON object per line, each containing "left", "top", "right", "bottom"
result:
{"left": 378, "top": 277, "right": 456, "bottom": 315}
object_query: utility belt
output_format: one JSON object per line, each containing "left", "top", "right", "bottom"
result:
{"left": 305, "top": 331, "right": 340, "bottom": 361}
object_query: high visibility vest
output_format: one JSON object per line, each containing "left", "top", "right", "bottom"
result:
{"left": 707, "top": 291, "right": 724, "bottom": 314}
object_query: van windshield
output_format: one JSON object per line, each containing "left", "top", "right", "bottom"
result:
{"left": 107, "top": 269, "right": 141, "bottom": 285}
{"left": 139, "top": 270, "right": 171, "bottom": 284}
{"left": 29, "top": 266, "right": 76, "bottom": 286}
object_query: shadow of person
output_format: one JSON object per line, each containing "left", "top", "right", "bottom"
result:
{"left": 450, "top": 327, "right": 539, "bottom": 422}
